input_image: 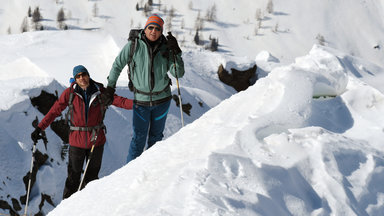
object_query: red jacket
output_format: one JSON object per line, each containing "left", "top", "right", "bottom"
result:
{"left": 38, "top": 80, "right": 133, "bottom": 149}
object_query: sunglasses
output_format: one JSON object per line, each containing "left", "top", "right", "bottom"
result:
{"left": 75, "top": 72, "right": 88, "bottom": 79}
{"left": 147, "top": 26, "right": 161, "bottom": 32}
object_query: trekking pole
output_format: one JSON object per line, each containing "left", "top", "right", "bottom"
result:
{"left": 78, "top": 106, "right": 106, "bottom": 191}
{"left": 167, "top": 32, "right": 184, "bottom": 127}
{"left": 24, "top": 140, "right": 38, "bottom": 216}
{"left": 78, "top": 144, "right": 95, "bottom": 191}
{"left": 175, "top": 75, "right": 184, "bottom": 127}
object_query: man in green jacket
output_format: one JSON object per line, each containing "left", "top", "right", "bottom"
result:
{"left": 101, "top": 14, "right": 185, "bottom": 163}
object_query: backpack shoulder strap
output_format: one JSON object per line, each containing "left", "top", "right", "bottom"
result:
{"left": 65, "top": 83, "right": 76, "bottom": 125}
{"left": 127, "top": 29, "right": 141, "bottom": 64}
{"left": 127, "top": 29, "right": 142, "bottom": 91}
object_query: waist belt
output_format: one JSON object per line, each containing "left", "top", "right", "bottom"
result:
{"left": 70, "top": 124, "right": 105, "bottom": 142}
{"left": 69, "top": 124, "right": 105, "bottom": 132}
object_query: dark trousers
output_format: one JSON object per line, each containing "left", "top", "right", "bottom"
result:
{"left": 126, "top": 100, "right": 171, "bottom": 163}
{"left": 63, "top": 145, "right": 104, "bottom": 199}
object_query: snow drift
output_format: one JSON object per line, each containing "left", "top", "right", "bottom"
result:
{"left": 47, "top": 45, "right": 384, "bottom": 216}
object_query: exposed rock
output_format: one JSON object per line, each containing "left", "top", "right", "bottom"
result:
{"left": 30, "top": 90, "right": 58, "bottom": 115}
{"left": 0, "top": 199, "right": 16, "bottom": 216}
{"left": 217, "top": 64, "right": 257, "bottom": 92}
{"left": 30, "top": 91, "right": 70, "bottom": 144}
{"left": 20, "top": 149, "right": 49, "bottom": 205}
{"left": 11, "top": 198, "right": 21, "bottom": 211}
{"left": 38, "top": 193, "right": 55, "bottom": 211}
{"left": 172, "top": 95, "right": 192, "bottom": 116}
{"left": 50, "top": 119, "right": 70, "bottom": 144}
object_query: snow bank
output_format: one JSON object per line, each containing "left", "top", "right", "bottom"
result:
{"left": 48, "top": 45, "right": 384, "bottom": 216}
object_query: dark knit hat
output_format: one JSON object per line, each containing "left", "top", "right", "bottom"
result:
{"left": 144, "top": 14, "right": 164, "bottom": 31}
{"left": 73, "top": 65, "right": 89, "bottom": 78}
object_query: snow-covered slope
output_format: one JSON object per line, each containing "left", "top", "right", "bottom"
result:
{"left": 48, "top": 45, "right": 384, "bottom": 216}
{"left": 1, "top": 0, "right": 384, "bottom": 215}
{"left": 0, "top": 0, "right": 383, "bottom": 67}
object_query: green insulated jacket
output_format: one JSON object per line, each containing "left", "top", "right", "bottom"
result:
{"left": 107, "top": 31, "right": 185, "bottom": 105}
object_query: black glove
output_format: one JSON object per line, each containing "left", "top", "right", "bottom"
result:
{"left": 166, "top": 32, "right": 182, "bottom": 55}
{"left": 31, "top": 127, "right": 42, "bottom": 143}
{"left": 101, "top": 86, "right": 115, "bottom": 106}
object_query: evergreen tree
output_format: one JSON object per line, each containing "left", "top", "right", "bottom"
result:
{"left": 32, "top": 7, "right": 41, "bottom": 23}
{"left": 136, "top": 3, "right": 140, "bottom": 11}
{"left": 210, "top": 37, "right": 219, "bottom": 51}
{"left": 57, "top": 8, "right": 66, "bottom": 30}
{"left": 20, "top": 17, "right": 29, "bottom": 33}
{"left": 28, "top": 6, "right": 32, "bottom": 17}
{"left": 57, "top": 8, "right": 65, "bottom": 23}
{"left": 194, "top": 30, "right": 200, "bottom": 45}
{"left": 32, "top": 7, "right": 42, "bottom": 30}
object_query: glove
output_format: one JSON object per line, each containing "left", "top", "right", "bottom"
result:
{"left": 31, "top": 127, "right": 42, "bottom": 143}
{"left": 101, "top": 86, "right": 115, "bottom": 106}
{"left": 166, "top": 32, "right": 182, "bottom": 55}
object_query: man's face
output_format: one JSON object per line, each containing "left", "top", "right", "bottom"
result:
{"left": 144, "top": 25, "right": 162, "bottom": 42}
{"left": 75, "top": 72, "right": 90, "bottom": 89}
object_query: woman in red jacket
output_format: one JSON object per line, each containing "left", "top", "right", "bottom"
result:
{"left": 31, "top": 65, "right": 133, "bottom": 199}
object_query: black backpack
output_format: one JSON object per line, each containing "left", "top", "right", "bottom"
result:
{"left": 126, "top": 29, "right": 142, "bottom": 92}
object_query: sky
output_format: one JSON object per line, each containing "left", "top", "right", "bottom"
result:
{"left": 1, "top": 0, "right": 384, "bottom": 215}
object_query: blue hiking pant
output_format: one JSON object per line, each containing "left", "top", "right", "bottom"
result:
{"left": 127, "top": 100, "right": 171, "bottom": 163}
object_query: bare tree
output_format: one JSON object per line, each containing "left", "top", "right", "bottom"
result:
{"left": 195, "top": 11, "right": 204, "bottom": 31}
{"left": 254, "top": 25, "right": 259, "bottom": 36}
{"left": 20, "top": 17, "right": 29, "bottom": 33}
{"left": 272, "top": 22, "right": 279, "bottom": 33}
{"left": 143, "top": 3, "right": 151, "bottom": 17}
{"left": 181, "top": 18, "right": 185, "bottom": 29}
{"left": 255, "top": 8, "right": 263, "bottom": 21}
{"left": 267, "top": 0, "right": 274, "bottom": 14}
{"left": 210, "top": 3, "right": 217, "bottom": 21}
{"left": 188, "top": 1, "right": 193, "bottom": 10}
{"left": 169, "top": 6, "right": 175, "bottom": 18}
{"left": 316, "top": 34, "right": 325, "bottom": 45}
{"left": 258, "top": 19, "right": 262, "bottom": 29}
{"left": 140, "top": 0, "right": 144, "bottom": 9}
{"left": 92, "top": 3, "right": 99, "bottom": 17}
{"left": 166, "top": 16, "right": 172, "bottom": 32}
